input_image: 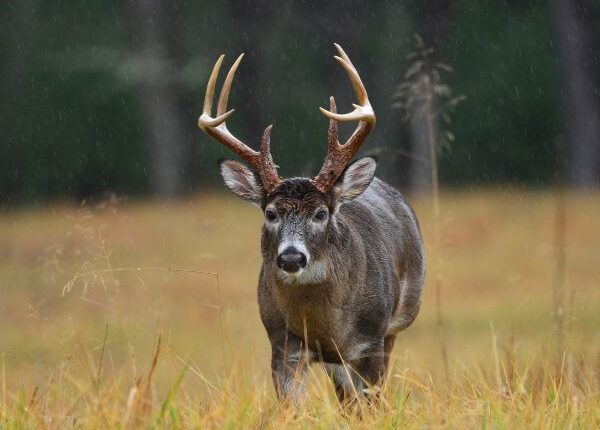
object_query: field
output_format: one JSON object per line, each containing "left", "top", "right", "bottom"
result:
{"left": 0, "top": 190, "right": 598, "bottom": 428}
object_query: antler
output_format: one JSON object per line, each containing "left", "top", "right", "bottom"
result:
{"left": 312, "top": 43, "right": 376, "bottom": 193}
{"left": 198, "top": 54, "right": 281, "bottom": 192}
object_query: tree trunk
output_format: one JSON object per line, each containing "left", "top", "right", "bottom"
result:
{"left": 408, "top": 95, "right": 434, "bottom": 192}
{"left": 408, "top": 0, "right": 451, "bottom": 193}
{"left": 553, "top": 0, "right": 600, "bottom": 188}
{"left": 131, "top": 0, "right": 189, "bottom": 198}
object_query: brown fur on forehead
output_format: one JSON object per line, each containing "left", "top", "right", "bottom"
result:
{"left": 265, "top": 178, "right": 331, "bottom": 214}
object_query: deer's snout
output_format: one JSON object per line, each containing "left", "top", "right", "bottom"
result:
{"left": 277, "top": 247, "right": 307, "bottom": 273}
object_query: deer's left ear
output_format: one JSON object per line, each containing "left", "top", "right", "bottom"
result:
{"left": 333, "top": 157, "right": 377, "bottom": 205}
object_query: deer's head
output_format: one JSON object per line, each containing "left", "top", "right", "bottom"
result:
{"left": 198, "top": 44, "right": 376, "bottom": 283}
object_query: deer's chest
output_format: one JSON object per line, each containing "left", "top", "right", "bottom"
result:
{"left": 274, "top": 285, "right": 350, "bottom": 351}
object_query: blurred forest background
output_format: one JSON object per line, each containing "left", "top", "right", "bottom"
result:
{"left": 1, "top": 0, "right": 600, "bottom": 206}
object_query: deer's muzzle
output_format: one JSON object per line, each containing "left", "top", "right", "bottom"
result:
{"left": 277, "top": 247, "right": 307, "bottom": 273}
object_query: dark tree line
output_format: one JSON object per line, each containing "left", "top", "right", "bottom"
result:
{"left": 1, "top": 0, "right": 599, "bottom": 206}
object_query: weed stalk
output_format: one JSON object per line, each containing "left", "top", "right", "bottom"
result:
{"left": 393, "top": 35, "right": 464, "bottom": 376}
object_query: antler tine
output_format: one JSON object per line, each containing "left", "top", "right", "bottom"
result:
{"left": 333, "top": 56, "right": 366, "bottom": 105}
{"left": 333, "top": 43, "right": 368, "bottom": 104}
{"left": 333, "top": 42, "right": 353, "bottom": 69}
{"left": 312, "top": 44, "right": 376, "bottom": 193}
{"left": 217, "top": 53, "right": 244, "bottom": 117}
{"left": 198, "top": 54, "right": 234, "bottom": 131}
{"left": 319, "top": 58, "right": 373, "bottom": 123}
{"left": 202, "top": 55, "right": 223, "bottom": 117}
{"left": 198, "top": 54, "right": 281, "bottom": 192}
{"left": 328, "top": 96, "right": 338, "bottom": 150}
{"left": 257, "top": 125, "right": 282, "bottom": 191}
{"left": 260, "top": 126, "right": 275, "bottom": 170}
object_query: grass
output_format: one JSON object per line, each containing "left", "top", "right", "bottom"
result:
{"left": 0, "top": 190, "right": 598, "bottom": 428}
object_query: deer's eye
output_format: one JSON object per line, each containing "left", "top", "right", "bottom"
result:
{"left": 265, "top": 209, "right": 277, "bottom": 222}
{"left": 314, "top": 209, "right": 328, "bottom": 222}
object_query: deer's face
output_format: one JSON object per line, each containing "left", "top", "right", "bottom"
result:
{"left": 218, "top": 157, "right": 377, "bottom": 284}
{"left": 261, "top": 179, "right": 331, "bottom": 283}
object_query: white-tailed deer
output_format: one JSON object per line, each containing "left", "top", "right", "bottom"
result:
{"left": 198, "top": 44, "right": 425, "bottom": 401}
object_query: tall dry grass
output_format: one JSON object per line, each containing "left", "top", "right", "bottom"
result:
{"left": 0, "top": 190, "right": 598, "bottom": 428}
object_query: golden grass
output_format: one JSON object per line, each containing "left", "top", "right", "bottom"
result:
{"left": 0, "top": 190, "right": 598, "bottom": 428}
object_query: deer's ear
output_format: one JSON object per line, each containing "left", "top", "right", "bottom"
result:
{"left": 219, "top": 159, "right": 264, "bottom": 205}
{"left": 333, "top": 157, "right": 377, "bottom": 205}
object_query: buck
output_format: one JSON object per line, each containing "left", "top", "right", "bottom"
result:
{"left": 198, "top": 44, "right": 425, "bottom": 401}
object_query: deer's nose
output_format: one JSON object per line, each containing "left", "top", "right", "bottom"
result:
{"left": 277, "top": 247, "right": 307, "bottom": 273}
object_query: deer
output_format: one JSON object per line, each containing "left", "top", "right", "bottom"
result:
{"left": 197, "top": 44, "right": 425, "bottom": 402}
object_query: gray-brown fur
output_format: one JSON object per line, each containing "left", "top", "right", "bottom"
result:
{"left": 219, "top": 157, "right": 425, "bottom": 401}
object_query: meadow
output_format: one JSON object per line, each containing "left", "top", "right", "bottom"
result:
{"left": 0, "top": 190, "right": 598, "bottom": 428}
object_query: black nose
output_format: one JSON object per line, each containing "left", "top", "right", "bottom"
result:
{"left": 277, "top": 247, "right": 307, "bottom": 273}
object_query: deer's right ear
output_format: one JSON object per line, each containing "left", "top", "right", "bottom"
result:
{"left": 219, "top": 159, "right": 265, "bottom": 205}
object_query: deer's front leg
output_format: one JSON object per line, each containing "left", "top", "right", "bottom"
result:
{"left": 270, "top": 331, "right": 310, "bottom": 402}
{"left": 353, "top": 346, "right": 386, "bottom": 396}
{"left": 327, "top": 340, "right": 386, "bottom": 401}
